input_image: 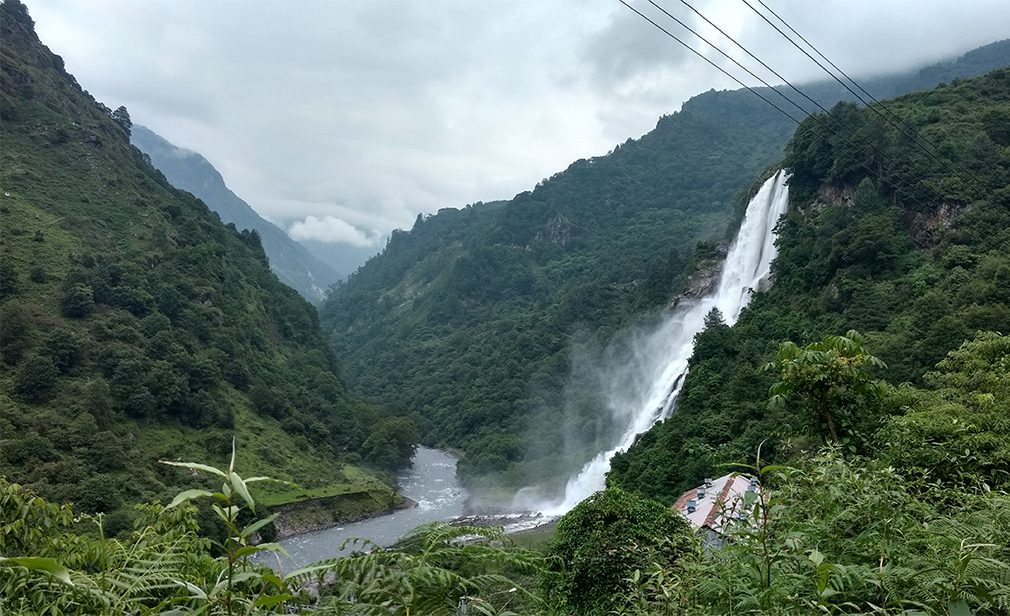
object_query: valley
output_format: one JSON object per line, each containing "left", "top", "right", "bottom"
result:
{"left": 2, "top": 0, "right": 1010, "bottom": 613}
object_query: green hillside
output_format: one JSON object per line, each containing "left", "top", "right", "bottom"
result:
{"left": 4, "top": 3, "right": 1010, "bottom": 612}
{"left": 610, "top": 66, "right": 1010, "bottom": 501}
{"left": 320, "top": 41, "right": 1010, "bottom": 488}
{"left": 0, "top": 0, "right": 414, "bottom": 526}
{"left": 131, "top": 125, "right": 341, "bottom": 303}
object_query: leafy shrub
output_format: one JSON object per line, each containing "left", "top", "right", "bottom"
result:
{"left": 0, "top": 260, "right": 18, "bottom": 299}
{"left": 41, "top": 327, "right": 85, "bottom": 373}
{"left": 548, "top": 486, "right": 696, "bottom": 614}
{"left": 12, "top": 353, "right": 59, "bottom": 401}
{"left": 59, "top": 282, "right": 94, "bottom": 318}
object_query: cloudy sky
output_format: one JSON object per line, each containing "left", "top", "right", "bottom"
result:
{"left": 29, "top": 0, "right": 1010, "bottom": 250}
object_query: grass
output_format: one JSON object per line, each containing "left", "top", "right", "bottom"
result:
{"left": 510, "top": 520, "right": 557, "bottom": 552}
{"left": 132, "top": 396, "right": 398, "bottom": 510}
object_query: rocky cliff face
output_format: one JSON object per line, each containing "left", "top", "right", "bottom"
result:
{"left": 672, "top": 245, "right": 728, "bottom": 307}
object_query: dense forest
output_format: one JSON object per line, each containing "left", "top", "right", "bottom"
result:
{"left": 320, "top": 39, "right": 1010, "bottom": 490}
{"left": 611, "top": 66, "right": 1010, "bottom": 501}
{"left": 0, "top": 0, "right": 417, "bottom": 531}
{"left": 3, "top": 0, "right": 1010, "bottom": 613}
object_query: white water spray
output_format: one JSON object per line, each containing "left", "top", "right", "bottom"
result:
{"left": 537, "top": 170, "right": 790, "bottom": 516}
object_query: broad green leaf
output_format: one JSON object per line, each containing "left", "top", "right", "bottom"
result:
{"left": 229, "top": 472, "right": 256, "bottom": 513}
{"left": 236, "top": 543, "right": 288, "bottom": 559}
{"left": 174, "top": 580, "right": 208, "bottom": 599}
{"left": 0, "top": 556, "right": 73, "bottom": 585}
{"left": 167, "top": 489, "right": 213, "bottom": 509}
{"left": 159, "top": 461, "right": 226, "bottom": 478}
{"left": 948, "top": 599, "right": 972, "bottom": 616}
{"left": 255, "top": 593, "right": 296, "bottom": 608}
{"left": 286, "top": 563, "right": 332, "bottom": 579}
{"left": 211, "top": 504, "right": 231, "bottom": 525}
{"left": 240, "top": 513, "right": 279, "bottom": 539}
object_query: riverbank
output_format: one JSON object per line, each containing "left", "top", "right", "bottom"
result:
{"left": 273, "top": 492, "right": 417, "bottom": 540}
{"left": 273, "top": 447, "right": 468, "bottom": 568}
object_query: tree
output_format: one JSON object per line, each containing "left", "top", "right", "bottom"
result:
{"left": 882, "top": 331, "right": 1010, "bottom": 489}
{"left": 110, "top": 105, "right": 131, "bottom": 136}
{"left": 0, "top": 259, "right": 18, "bottom": 299}
{"left": 361, "top": 416, "right": 421, "bottom": 470}
{"left": 0, "top": 301, "right": 31, "bottom": 364}
{"left": 764, "top": 330, "right": 886, "bottom": 444}
{"left": 12, "top": 353, "right": 59, "bottom": 401}
{"left": 60, "top": 282, "right": 94, "bottom": 318}
{"left": 703, "top": 306, "right": 726, "bottom": 330}
{"left": 41, "top": 327, "right": 85, "bottom": 373}
{"left": 547, "top": 487, "right": 696, "bottom": 614}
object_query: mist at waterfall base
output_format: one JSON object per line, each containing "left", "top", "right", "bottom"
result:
{"left": 513, "top": 170, "right": 791, "bottom": 517}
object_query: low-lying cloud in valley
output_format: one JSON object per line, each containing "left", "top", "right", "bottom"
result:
{"left": 288, "top": 215, "right": 380, "bottom": 248}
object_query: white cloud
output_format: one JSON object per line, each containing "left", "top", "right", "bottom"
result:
{"left": 26, "top": 0, "right": 1010, "bottom": 243}
{"left": 288, "top": 216, "right": 379, "bottom": 248}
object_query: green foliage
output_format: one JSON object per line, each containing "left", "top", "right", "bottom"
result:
{"left": 361, "top": 416, "right": 422, "bottom": 471}
{"left": 613, "top": 66, "right": 1010, "bottom": 503}
{"left": 11, "top": 352, "right": 59, "bottom": 400}
{"left": 0, "top": 301, "right": 31, "bottom": 363}
{"left": 110, "top": 105, "right": 131, "bottom": 135}
{"left": 41, "top": 326, "right": 85, "bottom": 373}
{"left": 547, "top": 487, "right": 695, "bottom": 614}
{"left": 0, "top": 258, "right": 18, "bottom": 299}
{"left": 0, "top": 446, "right": 548, "bottom": 615}
{"left": 764, "top": 329, "right": 887, "bottom": 445}
{"left": 304, "top": 522, "right": 551, "bottom": 615}
{"left": 0, "top": 0, "right": 416, "bottom": 522}
{"left": 612, "top": 450, "right": 1010, "bottom": 615}
{"left": 59, "top": 281, "right": 94, "bottom": 318}
{"left": 881, "top": 331, "right": 1010, "bottom": 490}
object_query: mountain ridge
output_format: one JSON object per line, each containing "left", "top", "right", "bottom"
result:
{"left": 0, "top": 0, "right": 414, "bottom": 525}
{"left": 610, "top": 66, "right": 1010, "bottom": 501}
{"left": 131, "top": 125, "right": 341, "bottom": 303}
{"left": 320, "top": 37, "right": 1010, "bottom": 491}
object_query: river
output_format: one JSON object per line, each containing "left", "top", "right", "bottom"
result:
{"left": 271, "top": 446, "right": 467, "bottom": 570}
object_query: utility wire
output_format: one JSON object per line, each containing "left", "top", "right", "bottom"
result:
{"left": 740, "top": 0, "right": 988, "bottom": 198}
{"left": 753, "top": 0, "right": 951, "bottom": 153}
{"left": 647, "top": 0, "right": 939, "bottom": 204}
{"left": 625, "top": 0, "right": 942, "bottom": 213}
{"left": 753, "top": 0, "right": 991, "bottom": 199}
{"left": 616, "top": 0, "right": 804, "bottom": 127}
{"left": 622, "top": 0, "right": 1002, "bottom": 251}
{"left": 675, "top": 0, "right": 818, "bottom": 114}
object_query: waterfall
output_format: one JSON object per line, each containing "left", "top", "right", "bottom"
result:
{"left": 538, "top": 170, "right": 790, "bottom": 516}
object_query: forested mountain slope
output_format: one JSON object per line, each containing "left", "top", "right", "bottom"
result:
{"left": 0, "top": 0, "right": 413, "bottom": 526}
{"left": 131, "top": 125, "right": 340, "bottom": 303}
{"left": 320, "top": 39, "right": 1010, "bottom": 486}
{"left": 611, "top": 67, "right": 1010, "bottom": 501}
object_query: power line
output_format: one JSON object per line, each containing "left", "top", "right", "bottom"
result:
{"left": 753, "top": 0, "right": 948, "bottom": 148}
{"left": 614, "top": 0, "right": 803, "bottom": 127}
{"left": 620, "top": 0, "right": 1003, "bottom": 251}
{"left": 740, "top": 0, "right": 988, "bottom": 199}
{"left": 625, "top": 1, "right": 943, "bottom": 213}
{"left": 647, "top": 0, "right": 940, "bottom": 204}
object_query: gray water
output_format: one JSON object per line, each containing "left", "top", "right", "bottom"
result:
{"left": 270, "top": 446, "right": 466, "bottom": 570}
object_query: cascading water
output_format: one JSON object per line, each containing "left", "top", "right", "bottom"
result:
{"left": 538, "top": 170, "right": 790, "bottom": 516}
